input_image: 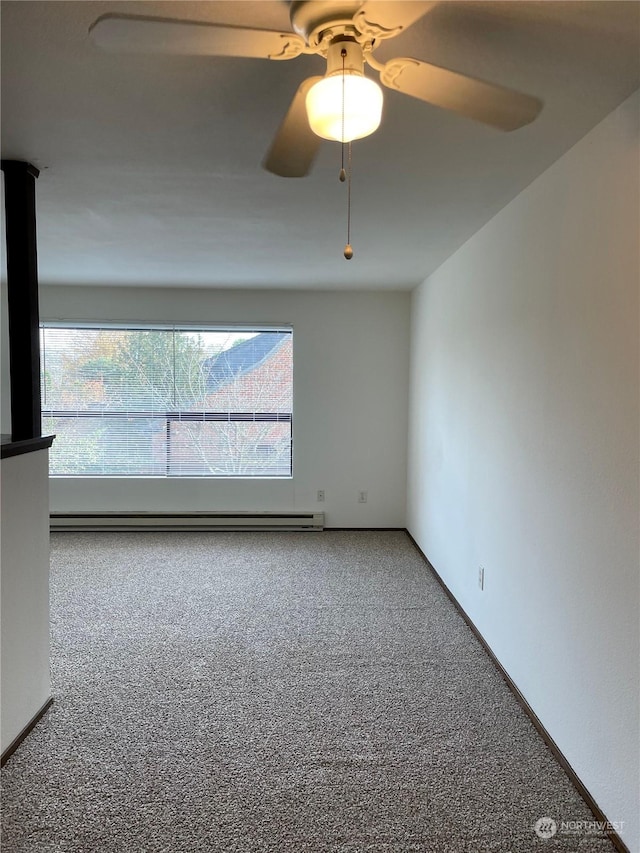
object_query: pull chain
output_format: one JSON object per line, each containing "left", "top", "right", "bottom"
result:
{"left": 344, "top": 142, "right": 353, "bottom": 260}
{"left": 339, "top": 48, "right": 347, "bottom": 184}
{"left": 337, "top": 47, "right": 353, "bottom": 260}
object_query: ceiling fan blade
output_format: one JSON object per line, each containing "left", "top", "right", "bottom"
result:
{"left": 89, "top": 14, "right": 307, "bottom": 60}
{"left": 354, "top": 2, "right": 437, "bottom": 41}
{"left": 263, "top": 77, "right": 324, "bottom": 178}
{"left": 380, "top": 57, "right": 542, "bottom": 131}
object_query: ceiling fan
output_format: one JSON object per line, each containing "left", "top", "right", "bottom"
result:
{"left": 89, "top": 1, "right": 543, "bottom": 178}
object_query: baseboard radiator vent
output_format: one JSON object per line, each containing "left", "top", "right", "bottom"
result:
{"left": 50, "top": 512, "right": 325, "bottom": 532}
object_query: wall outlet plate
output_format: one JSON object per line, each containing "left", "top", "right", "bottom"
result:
{"left": 478, "top": 566, "right": 485, "bottom": 590}
{"left": 358, "top": 491, "right": 368, "bottom": 503}
{"left": 317, "top": 490, "right": 325, "bottom": 502}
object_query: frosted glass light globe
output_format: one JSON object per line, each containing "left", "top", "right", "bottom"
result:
{"left": 306, "top": 73, "right": 383, "bottom": 142}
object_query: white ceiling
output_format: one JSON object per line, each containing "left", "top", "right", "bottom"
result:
{"left": 2, "top": 1, "right": 639, "bottom": 290}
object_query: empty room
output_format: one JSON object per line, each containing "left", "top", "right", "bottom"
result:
{"left": 1, "top": 2, "right": 638, "bottom": 851}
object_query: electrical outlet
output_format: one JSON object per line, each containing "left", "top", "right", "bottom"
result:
{"left": 478, "top": 566, "right": 485, "bottom": 591}
{"left": 358, "top": 490, "right": 368, "bottom": 504}
{"left": 316, "top": 490, "right": 325, "bottom": 502}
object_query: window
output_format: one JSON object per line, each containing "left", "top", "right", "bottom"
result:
{"left": 40, "top": 325, "right": 293, "bottom": 477}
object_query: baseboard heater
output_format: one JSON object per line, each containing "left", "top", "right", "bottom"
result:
{"left": 50, "top": 511, "right": 325, "bottom": 532}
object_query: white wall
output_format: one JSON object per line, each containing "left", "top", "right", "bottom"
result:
{"left": 1, "top": 449, "right": 52, "bottom": 752}
{"left": 40, "top": 286, "right": 410, "bottom": 528}
{"left": 408, "top": 90, "right": 639, "bottom": 850}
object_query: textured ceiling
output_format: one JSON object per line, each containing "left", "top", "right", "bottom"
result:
{"left": 1, "top": 1, "right": 639, "bottom": 290}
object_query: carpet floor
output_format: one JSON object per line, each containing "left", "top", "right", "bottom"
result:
{"left": 1, "top": 531, "right": 615, "bottom": 852}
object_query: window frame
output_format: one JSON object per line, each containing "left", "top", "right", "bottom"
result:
{"left": 40, "top": 321, "right": 294, "bottom": 480}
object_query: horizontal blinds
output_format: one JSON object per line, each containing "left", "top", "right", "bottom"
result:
{"left": 41, "top": 326, "right": 293, "bottom": 477}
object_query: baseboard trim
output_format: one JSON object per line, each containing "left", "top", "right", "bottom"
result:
{"left": 1, "top": 697, "right": 54, "bottom": 767}
{"left": 325, "top": 527, "right": 407, "bottom": 531}
{"left": 405, "top": 531, "right": 630, "bottom": 853}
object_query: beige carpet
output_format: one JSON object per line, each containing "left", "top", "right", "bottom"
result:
{"left": 1, "top": 531, "right": 614, "bottom": 852}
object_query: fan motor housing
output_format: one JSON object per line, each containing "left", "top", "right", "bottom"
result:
{"left": 290, "top": 1, "right": 364, "bottom": 47}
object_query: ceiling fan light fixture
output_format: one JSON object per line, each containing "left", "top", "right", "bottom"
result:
{"left": 306, "top": 71, "right": 383, "bottom": 142}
